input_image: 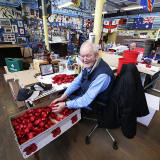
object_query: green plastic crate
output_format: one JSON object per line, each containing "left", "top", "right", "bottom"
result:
{"left": 5, "top": 58, "right": 23, "bottom": 72}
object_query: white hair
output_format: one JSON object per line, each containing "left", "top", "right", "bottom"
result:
{"left": 80, "top": 40, "right": 98, "bottom": 56}
{"left": 130, "top": 42, "right": 136, "bottom": 47}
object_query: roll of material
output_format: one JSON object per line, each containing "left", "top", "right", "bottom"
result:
{"left": 33, "top": 59, "right": 49, "bottom": 72}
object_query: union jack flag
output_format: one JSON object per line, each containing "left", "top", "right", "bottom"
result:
{"left": 143, "top": 17, "right": 155, "bottom": 24}
{"left": 132, "top": 17, "right": 153, "bottom": 30}
{"left": 140, "top": 0, "right": 155, "bottom": 12}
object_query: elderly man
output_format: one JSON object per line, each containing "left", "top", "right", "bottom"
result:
{"left": 52, "top": 41, "right": 115, "bottom": 113}
{"left": 129, "top": 42, "right": 136, "bottom": 51}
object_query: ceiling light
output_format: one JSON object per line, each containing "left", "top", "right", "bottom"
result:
{"left": 57, "top": 2, "right": 74, "bottom": 8}
{"left": 122, "top": 5, "right": 143, "bottom": 11}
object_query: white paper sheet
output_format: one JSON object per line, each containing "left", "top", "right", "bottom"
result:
{"left": 137, "top": 107, "right": 156, "bottom": 126}
{"left": 137, "top": 93, "right": 159, "bottom": 126}
{"left": 145, "top": 93, "right": 160, "bottom": 110}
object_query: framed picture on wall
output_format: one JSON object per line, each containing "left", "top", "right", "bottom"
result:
{"left": 18, "top": 28, "right": 25, "bottom": 35}
{"left": 3, "top": 33, "right": 16, "bottom": 42}
{"left": 12, "top": 25, "right": 18, "bottom": 33}
{"left": 17, "top": 20, "right": 24, "bottom": 28}
{"left": 4, "top": 27, "right": 12, "bottom": 33}
{"left": 17, "top": 37, "right": 27, "bottom": 44}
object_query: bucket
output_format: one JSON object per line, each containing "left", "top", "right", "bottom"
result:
{"left": 117, "top": 57, "right": 137, "bottom": 74}
{"left": 123, "top": 50, "right": 139, "bottom": 59}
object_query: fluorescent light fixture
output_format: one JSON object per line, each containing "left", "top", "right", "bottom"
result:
{"left": 122, "top": 5, "right": 143, "bottom": 11}
{"left": 57, "top": 2, "right": 74, "bottom": 8}
{"left": 91, "top": 11, "right": 108, "bottom": 16}
{"left": 102, "top": 11, "right": 108, "bottom": 14}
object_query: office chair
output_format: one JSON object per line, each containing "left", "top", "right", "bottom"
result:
{"left": 144, "top": 71, "right": 160, "bottom": 91}
{"left": 83, "top": 101, "right": 119, "bottom": 150}
{"left": 84, "top": 63, "right": 150, "bottom": 150}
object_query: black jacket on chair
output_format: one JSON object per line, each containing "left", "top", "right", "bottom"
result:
{"left": 98, "top": 63, "right": 149, "bottom": 139}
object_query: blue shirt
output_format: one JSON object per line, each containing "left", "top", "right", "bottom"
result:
{"left": 65, "top": 69, "right": 111, "bottom": 110}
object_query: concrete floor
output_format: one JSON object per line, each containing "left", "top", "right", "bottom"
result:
{"left": 0, "top": 67, "right": 160, "bottom": 160}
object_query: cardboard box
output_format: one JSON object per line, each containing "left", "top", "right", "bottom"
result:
{"left": 8, "top": 79, "right": 25, "bottom": 108}
{"left": 9, "top": 99, "right": 81, "bottom": 159}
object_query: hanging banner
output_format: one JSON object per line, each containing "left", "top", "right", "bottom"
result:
{"left": 140, "top": 0, "right": 155, "bottom": 12}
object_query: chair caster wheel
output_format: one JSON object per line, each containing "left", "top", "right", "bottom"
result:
{"left": 113, "top": 141, "right": 118, "bottom": 150}
{"left": 85, "top": 136, "right": 90, "bottom": 144}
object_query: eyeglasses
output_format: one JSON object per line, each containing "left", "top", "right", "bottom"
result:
{"left": 80, "top": 54, "right": 93, "bottom": 60}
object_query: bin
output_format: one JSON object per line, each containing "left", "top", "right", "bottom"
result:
{"left": 5, "top": 58, "right": 23, "bottom": 72}
{"left": 117, "top": 57, "right": 137, "bottom": 74}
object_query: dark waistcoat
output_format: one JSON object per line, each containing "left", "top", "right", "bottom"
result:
{"left": 73, "top": 58, "right": 115, "bottom": 104}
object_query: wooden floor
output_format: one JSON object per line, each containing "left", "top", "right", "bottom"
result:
{"left": 0, "top": 67, "right": 160, "bottom": 160}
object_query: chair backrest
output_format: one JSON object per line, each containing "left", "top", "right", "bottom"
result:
{"left": 98, "top": 63, "right": 149, "bottom": 138}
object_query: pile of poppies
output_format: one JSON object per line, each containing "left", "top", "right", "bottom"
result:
{"left": 11, "top": 104, "right": 74, "bottom": 144}
{"left": 52, "top": 74, "right": 75, "bottom": 85}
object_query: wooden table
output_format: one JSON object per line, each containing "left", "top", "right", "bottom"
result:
{"left": 101, "top": 52, "right": 159, "bottom": 76}
{"left": 0, "top": 44, "right": 21, "bottom": 48}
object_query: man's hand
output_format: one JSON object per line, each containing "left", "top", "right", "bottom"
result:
{"left": 52, "top": 102, "right": 66, "bottom": 113}
{"left": 52, "top": 97, "right": 62, "bottom": 104}
{"left": 51, "top": 93, "right": 68, "bottom": 105}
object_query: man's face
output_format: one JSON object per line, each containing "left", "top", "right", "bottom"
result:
{"left": 80, "top": 45, "right": 97, "bottom": 68}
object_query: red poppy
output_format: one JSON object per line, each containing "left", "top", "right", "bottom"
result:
{"left": 51, "top": 127, "right": 61, "bottom": 138}
{"left": 146, "top": 64, "right": 151, "bottom": 68}
{"left": 23, "top": 143, "right": 37, "bottom": 155}
{"left": 71, "top": 115, "right": 78, "bottom": 124}
{"left": 51, "top": 74, "right": 75, "bottom": 85}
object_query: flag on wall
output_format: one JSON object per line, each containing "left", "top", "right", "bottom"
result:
{"left": 119, "top": 18, "right": 127, "bottom": 25}
{"left": 132, "top": 17, "right": 153, "bottom": 30}
{"left": 103, "top": 20, "right": 119, "bottom": 33}
{"left": 140, "top": 0, "right": 155, "bottom": 12}
{"left": 143, "top": 17, "right": 155, "bottom": 24}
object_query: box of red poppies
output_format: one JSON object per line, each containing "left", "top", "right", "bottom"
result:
{"left": 9, "top": 100, "right": 81, "bottom": 159}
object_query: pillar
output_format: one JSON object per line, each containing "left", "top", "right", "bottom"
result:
{"left": 93, "top": 0, "right": 106, "bottom": 44}
{"left": 41, "top": 0, "right": 50, "bottom": 51}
